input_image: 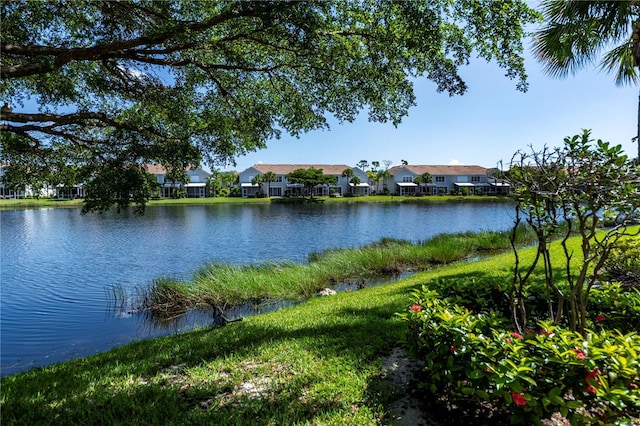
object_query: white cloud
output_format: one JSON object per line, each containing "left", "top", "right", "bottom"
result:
{"left": 116, "top": 65, "right": 146, "bottom": 81}
{"left": 448, "top": 159, "right": 464, "bottom": 165}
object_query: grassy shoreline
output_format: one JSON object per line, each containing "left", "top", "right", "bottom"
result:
{"left": 0, "top": 195, "right": 512, "bottom": 211}
{"left": 3, "top": 226, "right": 589, "bottom": 425}
{"left": 146, "top": 227, "right": 536, "bottom": 318}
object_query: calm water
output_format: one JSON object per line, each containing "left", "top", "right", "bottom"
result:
{"left": 1, "top": 202, "right": 515, "bottom": 376}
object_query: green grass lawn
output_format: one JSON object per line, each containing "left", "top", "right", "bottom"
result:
{"left": 0, "top": 194, "right": 510, "bottom": 211}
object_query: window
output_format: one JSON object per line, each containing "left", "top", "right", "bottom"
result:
{"left": 276, "top": 176, "right": 283, "bottom": 182}
{"left": 435, "top": 176, "right": 445, "bottom": 183}
{"left": 471, "top": 176, "right": 481, "bottom": 183}
{"left": 270, "top": 187, "right": 282, "bottom": 196}
{"left": 402, "top": 176, "right": 413, "bottom": 182}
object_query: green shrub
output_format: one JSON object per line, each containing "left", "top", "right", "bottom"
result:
{"left": 399, "top": 286, "right": 640, "bottom": 425}
{"left": 602, "top": 239, "right": 640, "bottom": 288}
{"left": 588, "top": 282, "right": 640, "bottom": 334}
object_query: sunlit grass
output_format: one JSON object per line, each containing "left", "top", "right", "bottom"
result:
{"left": 0, "top": 195, "right": 511, "bottom": 211}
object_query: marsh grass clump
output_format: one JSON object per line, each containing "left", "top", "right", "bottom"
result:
{"left": 422, "top": 234, "right": 476, "bottom": 264}
{"left": 146, "top": 277, "right": 206, "bottom": 317}
{"left": 142, "top": 228, "right": 532, "bottom": 316}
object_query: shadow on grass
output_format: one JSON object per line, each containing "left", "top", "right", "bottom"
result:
{"left": 5, "top": 265, "right": 551, "bottom": 425}
{"left": 1, "top": 291, "right": 412, "bottom": 425}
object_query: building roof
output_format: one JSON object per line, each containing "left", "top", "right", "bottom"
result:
{"left": 145, "top": 164, "right": 167, "bottom": 175}
{"left": 144, "top": 164, "right": 206, "bottom": 175}
{"left": 252, "top": 164, "right": 354, "bottom": 175}
{"left": 389, "top": 165, "right": 489, "bottom": 176}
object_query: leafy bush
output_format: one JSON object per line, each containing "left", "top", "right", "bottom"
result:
{"left": 399, "top": 286, "right": 640, "bottom": 425}
{"left": 602, "top": 239, "right": 640, "bottom": 288}
{"left": 507, "top": 132, "right": 639, "bottom": 335}
{"left": 588, "top": 282, "right": 640, "bottom": 334}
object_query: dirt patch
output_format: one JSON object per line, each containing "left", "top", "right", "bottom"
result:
{"left": 381, "top": 347, "right": 432, "bottom": 426}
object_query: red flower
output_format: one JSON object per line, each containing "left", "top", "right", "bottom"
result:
{"left": 573, "top": 348, "right": 587, "bottom": 360}
{"left": 539, "top": 329, "right": 554, "bottom": 337}
{"left": 450, "top": 343, "right": 457, "bottom": 353}
{"left": 511, "top": 331, "right": 523, "bottom": 340}
{"left": 584, "top": 369, "right": 601, "bottom": 394}
{"left": 511, "top": 391, "right": 527, "bottom": 407}
{"left": 409, "top": 304, "right": 423, "bottom": 312}
{"left": 585, "top": 369, "right": 602, "bottom": 381}
{"left": 595, "top": 314, "right": 606, "bottom": 323}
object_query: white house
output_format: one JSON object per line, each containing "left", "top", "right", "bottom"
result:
{"left": 237, "top": 164, "right": 370, "bottom": 198}
{"left": 389, "top": 165, "right": 503, "bottom": 195}
{"left": 0, "top": 164, "right": 58, "bottom": 199}
{"left": 145, "top": 164, "right": 211, "bottom": 198}
{"left": 0, "top": 165, "right": 23, "bottom": 198}
{"left": 54, "top": 183, "right": 85, "bottom": 199}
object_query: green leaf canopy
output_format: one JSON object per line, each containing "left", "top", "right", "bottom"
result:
{"left": 0, "top": 0, "right": 538, "bottom": 212}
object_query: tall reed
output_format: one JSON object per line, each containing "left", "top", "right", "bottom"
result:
{"left": 143, "top": 225, "right": 537, "bottom": 314}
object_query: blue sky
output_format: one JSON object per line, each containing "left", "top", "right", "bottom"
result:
{"left": 226, "top": 42, "right": 637, "bottom": 173}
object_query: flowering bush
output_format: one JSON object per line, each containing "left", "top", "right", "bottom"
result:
{"left": 588, "top": 282, "right": 640, "bottom": 334}
{"left": 399, "top": 286, "right": 640, "bottom": 425}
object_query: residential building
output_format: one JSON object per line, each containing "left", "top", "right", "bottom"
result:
{"left": 389, "top": 165, "right": 508, "bottom": 195}
{"left": 145, "top": 164, "right": 211, "bottom": 198}
{"left": 237, "top": 164, "right": 370, "bottom": 198}
{"left": 54, "top": 184, "right": 85, "bottom": 199}
{"left": 0, "top": 164, "right": 56, "bottom": 198}
{"left": 0, "top": 165, "right": 23, "bottom": 199}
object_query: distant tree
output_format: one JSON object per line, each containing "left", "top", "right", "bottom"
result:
{"left": 381, "top": 160, "right": 393, "bottom": 194}
{"left": 219, "top": 171, "right": 239, "bottom": 195}
{"left": 164, "top": 166, "right": 190, "bottom": 200}
{"left": 378, "top": 169, "right": 391, "bottom": 194}
{"left": 371, "top": 161, "right": 380, "bottom": 172}
{"left": 251, "top": 173, "right": 265, "bottom": 196}
{"left": 286, "top": 167, "right": 336, "bottom": 199}
{"left": 350, "top": 175, "right": 362, "bottom": 195}
{"left": 263, "top": 171, "right": 277, "bottom": 197}
{"left": 366, "top": 170, "right": 379, "bottom": 193}
{"left": 0, "top": 0, "right": 539, "bottom": 213}
{"left": 413, "top": 172, "right": 433, "bottom": 195}
{"left": 49, "top": 165, "right": 80, "bottom": 198}
{"left": 206, "top": 169, "right": 220, "bottom": 197}
{"left": 401, "top": 159, "right": 409, "bottom": 166}
{"left": 356, "top": 160, "right": 369, "bottom": 170}
{"left": 487, "top": 164, "right": 508, "bottom": 195}
{"left": 534, "top": 0, "right": 640, "bottom": 160}
{"left": 341, "top": 168, "right": 355, "bottom": 195}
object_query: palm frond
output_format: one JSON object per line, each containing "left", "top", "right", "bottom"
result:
{"left": 532, "top": 19, "right": 600, "bottom": 78}
{"left": 534, "top": 0, "right": 637, "bottom": 83}
{"left": 600, "top": 42, "right": 637, "bottom": 86}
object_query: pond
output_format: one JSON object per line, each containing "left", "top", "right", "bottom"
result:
{"left": 1, "top": 201, "right": 516, "bottom": 376}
